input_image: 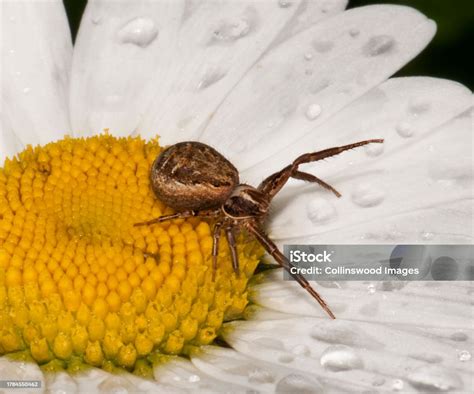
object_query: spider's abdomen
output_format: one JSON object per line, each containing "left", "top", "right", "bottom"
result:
{"left": 150, "top": 141, "right": 239, "bottom": 211}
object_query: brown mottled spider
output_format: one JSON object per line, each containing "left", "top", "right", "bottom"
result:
{"left": 135, "top": 139, "right": 383, "bottom": 319}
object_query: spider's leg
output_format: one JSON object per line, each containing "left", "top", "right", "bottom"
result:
{"left": 212, "top": 221, "right": 224, "bottom": 274}
{"left": 292, "top": 171, "right": 341, "bottom": 198}
{"left": 225, "top": 226, "right": 240, "bottom": 276}
{"left": 258, "top": 139, "right": 383, "bottom": 199}
{"left": 246, "top": 222, "right": 336, "bottom": 319}
{"left": 134, "top": 209, "right": 220, "bottom": 227}
{"left": 293, "top": 139, "right": 384, "bottom": 166}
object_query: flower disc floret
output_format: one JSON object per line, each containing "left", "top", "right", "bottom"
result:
{"left": 0, "top": 135, "right": 262, "bottom": 374}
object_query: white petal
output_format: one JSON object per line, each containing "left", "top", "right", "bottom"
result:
{"left": 0, "top": 0, "right": 72, "bottom": 152}
{"left": 222, "top": 308, "right": 472, "bottom": 392}
{"left": 250, "top": 270, "right": 473, "bottom": 328}
{"left": 153, "top": 356, "right": 245, "bottom": 392}
{"left": 0, "top": 358, "right": 45, "bottom": 393}
{"left": 263, "top": 92, "right": 473, "bottom": 243}
{"left": 191, "top": 345, "right": 325, "bottom": 392}
{"left": 198, "top": 5, "right": 436, "bottom": 169}
{"left": 0, "top": 105, "right": 23, "bottom": 160}
{"left": 44, "top": 371, "right": 78, "bottom": 394}
{"left": 70, "top": 0, "right": 345, "bottom": 138}
{"left": 70, "top": 0, "right": 185, "bottom": 137}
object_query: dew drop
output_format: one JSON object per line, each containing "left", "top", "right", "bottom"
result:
{"left": 304, "top": 52, "right": 313, "bottom": 61}
{"left": 458, "top": 350, "right": 471, "bottom": 362}
{"left": 117, "top": 17, "right": 158, "bottom": 48}
{"left": 391, "top": 379, "right": 404, "bottom": 391}
{"left": 305, "top": 103, "right": 322, "bottom": 120}
{"left": 363, "top": 35, "right": 395, "bottom": 57}
{"left": 367, "top": 283, "right": 376, "bottom": 294}
{"left": 306, "top": 198, "right": 336, "bottom": 224}
{"left": 254, "top": 337, "right": 285, "bottom": 350}
{"left": 372, "top": 377, "right": 385, "bottom": 387}
{"left": 351, "top": 183, "right": 385, "bottom": 208}
{"left": 450, "top": 331, "right": 468, "bottom": 342}
{"left": 409, "top": 353, "right": 443, "bottom": 363}
{"left": 278, "top": 353, "right": 294, "bottom": 363}
{"left": 197, "top": 68, "right": 227, "bottom": 90}
{"left": 396, "top": 122, "right": 415, "bottom": 138}
{"left": 188, "top": 374, "right": 201, "bottom": 383}
{"left": 23, "top": 87, "right": 31, "bottom": 94}
{"left": 212, "top": 17, "right": 251, "bottom": 42}
{"left": 320, "top": 345, "right": 363, "bottom": 371}
{"left": 407, "top": 366, "right": 463, "bottom": 391}
{"left": 349, "top": 28, "right": 360, "bottom": 37}
{"left": 278, "top": 0, "right": 293, "bottom": 8}
{"left": 408, "top": 100, "right": 431, "bottom": 116}
{"left": 309, "top": 79, "right": 331, "bottom": 94}
{"left": 291, "top": 344, "right": 311, "bottom": 356}
{"left": 248, "top": 368, "right": 276, "bottom": 384}
{"left": 276, "top": 374, "right": 323, "bottom": 394}
{"left": 365, "top": 141, "right": 384, "bottom": 157}
{"left": 420, "top": 231, "right": 434, "bottom": 241}
{"left": 312, "top": 40, "right": 334, "bottom": 53}
{"left": 311, "top": 320, "right": 380, "bottom": 349}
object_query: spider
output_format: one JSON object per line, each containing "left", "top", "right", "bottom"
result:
{"left": 135, "top": 139, "right": 383, "bottom": 319}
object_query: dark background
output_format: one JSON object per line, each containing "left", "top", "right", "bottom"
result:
{"left": 64, "top": 0, "right": 473, "bottom": 90}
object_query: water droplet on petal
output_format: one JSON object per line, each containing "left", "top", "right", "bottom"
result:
{"left": 248, "top": 368, "right": 276, "bottom": 384}
{"left": 254, "top": 337, "right": 285, "bottom": 350}
{"left": 197, "top": 68, "right": 227, "bottom": 90}
{"left": 306, "top": 198, "right": 336, "bottom": 224}
{"left": 367, "top": 284, "right": 376, "bottom": 294}
{"left": 23, "top": 87, "right": 31, "bottom": 94}
{"left": 408, "top": 100, "right": 431, "bottom": 116}
{"left": 305, "top": 104, "right": 322, "bottom": 120}
{"left": 312, "top": 40, "right": 334, "bottom": 53}
{"left": 372, "top": 377, "right": 385, "bottom": 387}
{"left": 391, "top": 379, "right": 404, "bottom": 391}
{"left": 292, "top": 344, "right": 311, "bottom": 356}
{"left": 351, "top": 183, "right": 385, "bottom": 208}
{"left": 188, "top": 374, "right": 201, "bottom": 383}
{"left": 407, "top": 366, "right": 463, "bottom": 391}
{"left": 212, "top": 16, "right": 252, "bottom": 42}
{"left": 278, "top": 0, "right": 293, "bottom": 8}
{"left": 409, "top": 353, "right": 443, "bottom": 363}
{"left": 117, "top": 17, "right": 159, "bottom": 48}
{"left": 320, "top": 345, "right": 363, "bottom": 371}
{"left": 349, "top": 28, "right": 360, "bottom": 37}
{"left": 309, "top": 79, "right": 331, "bottom": 94}
{"left": 365, "top": 141, "right": 384, "bottom": 157}
{"left": 450, "top": 331, "right": 468, "bottom": 342}
{"left": 304, "top": 52, "right": 313, "bottom": 61}
{"left": 420, "top": 231, "right": 434, "bottom": 241}
{"left": 276, "top": 374, "right": 323, "bottom": 394}
{"left": 458, "top": 350, "right": 471, "bottom": 361}
{"left": 396, "top": 122, "right": 415, "bottom": 138}
{"left": 363, "top": 35, "right": 395, "bottom": 57}
{"left": 278, "top": 353, "right": 294, "bottom": 363}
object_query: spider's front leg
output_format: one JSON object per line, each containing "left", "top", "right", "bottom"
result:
{"left": 246, "top": 222, "right": 336, "bottom": 319}
{"left": 133, "top": 208, "right": 220, "bottom": 227}
{"left": 258, "top": 139, "right": 383, "bottom": 200}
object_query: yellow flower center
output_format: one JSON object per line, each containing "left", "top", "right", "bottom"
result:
{"left": 0, "top": 135, "right": 262, "bottom": 376}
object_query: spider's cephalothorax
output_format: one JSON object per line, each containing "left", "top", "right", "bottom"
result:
{"left": 135, "top": 139, "right": 384, "bottom": 319}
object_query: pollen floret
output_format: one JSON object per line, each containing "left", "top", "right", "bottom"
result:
{"left": 0, "top": 135, "right": 262, "bottom": 374}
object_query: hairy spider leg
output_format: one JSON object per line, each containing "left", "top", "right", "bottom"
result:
{"left": 258, "top": 139, "right": 384, "bottom": 199}
{"left": 212, "top": 221, "right": 224, "bottom": 274}
{"left": 246, "top": 222, "right": 336, "bottom": 319}
{"left": 291, "top": 170, "right": 341, "bottom": 197}
{"left": 226, "top": 227, "right": 240, "bottom": 276}
{"left": 133, "top": 208, "right": 220, "bottom": 227}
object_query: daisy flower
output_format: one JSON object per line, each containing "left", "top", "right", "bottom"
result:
{"left": 1, "top": 0, "right": 472, "bottom": 392}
